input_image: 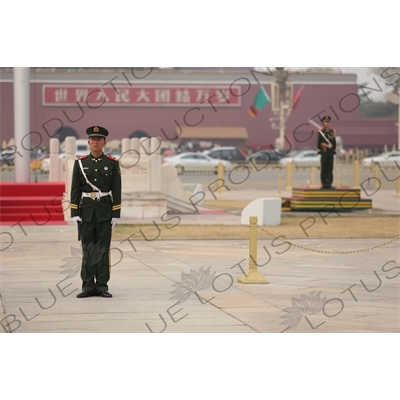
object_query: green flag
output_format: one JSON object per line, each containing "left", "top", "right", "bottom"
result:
{"left": 248, "top": 86, "right": 271, "bottom": 117}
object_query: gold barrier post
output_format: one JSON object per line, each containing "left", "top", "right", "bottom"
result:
{"left": 285, "top": 161, "right": 293, "bottom": 191}
{"left": 238, "top": 216, "right": 269, "bottom": 284}
{"left": 353, "top": 160, "right": 360, "bottom": 188}
{"left": 394, "top": 177, "right": 400, "bottom": 197}
{"left": 248, "top": 161, "right": 256, "bottom": 172}
{"left": 217, "top": 162, "right": 225, "bottom": 198}
{"left": 373, "top": 164, "right": 380, "bottom": 189}
{"left": 277, "top": 175, "right": 282, "bottom": 196}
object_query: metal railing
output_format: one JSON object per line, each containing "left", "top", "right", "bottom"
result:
{"left": 2, "top": 160, "right": 399, "bottom": 193}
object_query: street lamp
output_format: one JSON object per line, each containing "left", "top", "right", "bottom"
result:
{"left": 386, "top": 88, "right": 400, "bottom": 151}
{"left": 272, "top": 69, "right": 292, "bottom": 150}
{"left": 398, "top": 87, "right": 400, "bottom": 151}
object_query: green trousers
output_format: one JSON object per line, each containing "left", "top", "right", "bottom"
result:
{"left": 320, "top": 153, "right": 334, "bottom": 188}
{"left": 80, "top": 213, "right": 112, "bottom": 293}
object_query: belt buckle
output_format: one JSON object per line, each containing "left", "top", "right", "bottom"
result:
{"left": 90, "top": 192, "right": 97, "bottom": 200}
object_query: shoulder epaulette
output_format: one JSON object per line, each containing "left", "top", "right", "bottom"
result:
{"left": 106, "top": 154, "right": 118, "bottom": 161}
{"left": 76, "top": 155, "right": 88, "bottom": 161}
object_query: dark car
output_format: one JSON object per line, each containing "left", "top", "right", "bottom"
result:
{"left": 246, "top": 150, "right": 286, "bottom": 165}
{"left": 0, "top": 149, "right": 16, "bottom": 166}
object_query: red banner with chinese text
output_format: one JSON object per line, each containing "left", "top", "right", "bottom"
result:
{"left": 42, "top": 85, "right": 242, "bottom": 107}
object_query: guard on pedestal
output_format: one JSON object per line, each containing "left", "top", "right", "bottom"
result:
{"left": 317, "top": 115, "right": 336, "bottom": 189}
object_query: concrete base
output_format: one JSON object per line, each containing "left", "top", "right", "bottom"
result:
{"left": 241, "top": 197, "right": 281, "bottom": 226}
{"left": 238, "top": 269, "right": 269, "bottom": 284}
{"left": 121, "top": 194, "right": 167, "bottom": 219}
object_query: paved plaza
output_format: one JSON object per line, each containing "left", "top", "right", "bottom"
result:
{"left": 0, "top": 189, "right": 399, "bottom": 333}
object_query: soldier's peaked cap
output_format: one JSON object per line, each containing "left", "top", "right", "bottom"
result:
{"left": 86, "top": 126, "right": 109, "bottom": 138}
{"left": 321, "top": 115, "right": 331, "bottom": 122}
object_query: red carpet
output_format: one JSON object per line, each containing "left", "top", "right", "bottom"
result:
{"left": 0, "top": 182, "right": 67, "bottom": 225}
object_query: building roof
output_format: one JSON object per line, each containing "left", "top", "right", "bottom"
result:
{"left": 0, "top": 68, "right": 357, "bottom": 85}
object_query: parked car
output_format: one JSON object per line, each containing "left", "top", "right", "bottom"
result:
{"left": 30, "top": 152, "right": 48, "bottom": 171}
{"left": 202, "top": 146, "right": 247, "bottom": 162}
{"left": 362, "top": 151, "right": 400, "bottom": 167}
{"left": 0, "top": 149, "right": 16, "bottom": 166}
{"left": 246, "top": 150, "right": 286, "bottom": 165}
{"left": 285, "top": 150, "right": 302, "bottom": 158}
{"left": 163, "top": 152, "right": 232, "bottom": 174}
{"left": 1, "top": 149, "right": 47, "bottom": 170}
{"left": 279, "top": 150, "right": 321, "bottom": 167}
{"left": 75, "top": 139, "right": 90, "bottom": 154}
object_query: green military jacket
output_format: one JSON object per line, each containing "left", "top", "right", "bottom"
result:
{"left": 317, "top": 128, "right": 336, "bottom": 156}
{"left": 70, "top": 152, "right": 122, "bottom": 222}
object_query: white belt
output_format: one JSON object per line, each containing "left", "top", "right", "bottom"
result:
{"left": 82, "top": 191, "right": 111, "bottom": 201}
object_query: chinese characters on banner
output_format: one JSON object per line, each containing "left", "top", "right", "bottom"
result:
{"left": 43, "top": 85, "right": 242, "bottom": 107}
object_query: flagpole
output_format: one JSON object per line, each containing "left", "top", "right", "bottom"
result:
{"left": 14, "top": 67, "right": 31, "bottom": 183}
{"left": 398, "top": 87, "right": 400, "bottom": 151}
{"left": 279, "top": 100, "right": 285, "bottom": 150}
{"left": 275, "top": 69, "right": 291, "bottom": 151}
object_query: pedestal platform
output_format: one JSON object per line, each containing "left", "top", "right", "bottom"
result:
{"left": 282, "top": 187, "right": 372, "bottom": 212}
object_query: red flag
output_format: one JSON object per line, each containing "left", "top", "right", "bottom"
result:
{"left": 292, "top": 85, "right": 304, "bottom": 111}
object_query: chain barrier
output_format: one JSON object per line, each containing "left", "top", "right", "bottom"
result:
{"left": 256, "top": 225, "right": 400, "bottom": 255}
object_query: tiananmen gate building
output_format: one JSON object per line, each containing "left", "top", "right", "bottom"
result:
{"left": 0, "top": 67, "right": 397, "bottom": 152}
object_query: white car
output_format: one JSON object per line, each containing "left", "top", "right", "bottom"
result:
{"left": 279, "top": 150, "right": 321, "bottom": 167}
{"left": 163, "top": 152, "right": 233, "bottom": 174}
{"left": 362, "top": 151, "right": 400, "bottom": 168}
{"left": 202, "top": 146, "right": 247, "bottom": 162}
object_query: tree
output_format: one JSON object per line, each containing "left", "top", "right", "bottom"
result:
{"left": 54, "top": 126, "right": 79, "bottom": 142}
{"left": 305, "top": 67, "right": 338, "bottom": 73}
{"left": 360, "top": 101, "right": 398, "bottom": 118}
{"left": 368, "top": 67, "right": 400, "bottom": 93}
{"left": 130, "top": 130, "right": 149, "bottom": 139}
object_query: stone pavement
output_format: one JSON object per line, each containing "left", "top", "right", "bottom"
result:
{"left": 0, "top": 189, "right": 399, "bottom": 333}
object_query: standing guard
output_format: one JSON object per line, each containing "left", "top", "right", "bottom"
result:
{"left": 70, "top": 126, "right": 122, "bottom": 298}
{"left": 317, "top": 115, "right": 336, "bottom": 189}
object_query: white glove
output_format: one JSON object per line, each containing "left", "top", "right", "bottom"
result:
{"left": 72, "top": 216, "right": 82, "bottom": 227}
{"left": 111, "top": 218, "right": 118, "bottom": 229}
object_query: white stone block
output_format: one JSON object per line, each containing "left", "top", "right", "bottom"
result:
{"left": 183, "top": 183, "right": 204, "bottom": 205}
{"left": 241, "top": 198, "right": 281, "bottom": 226}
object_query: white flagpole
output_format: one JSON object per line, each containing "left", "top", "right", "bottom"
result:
{"left": 308, "top": 118, "right": 322, "bottom": 130}
{"left": 14, "top": 67, "right": 31, "bottom": 183}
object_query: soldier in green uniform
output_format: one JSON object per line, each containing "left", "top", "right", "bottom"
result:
{"left": 317, "top": 115, "right": 336, "bottom": 189}
{"left": 70, "top": 126, "right": 122, "bottom": 298}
